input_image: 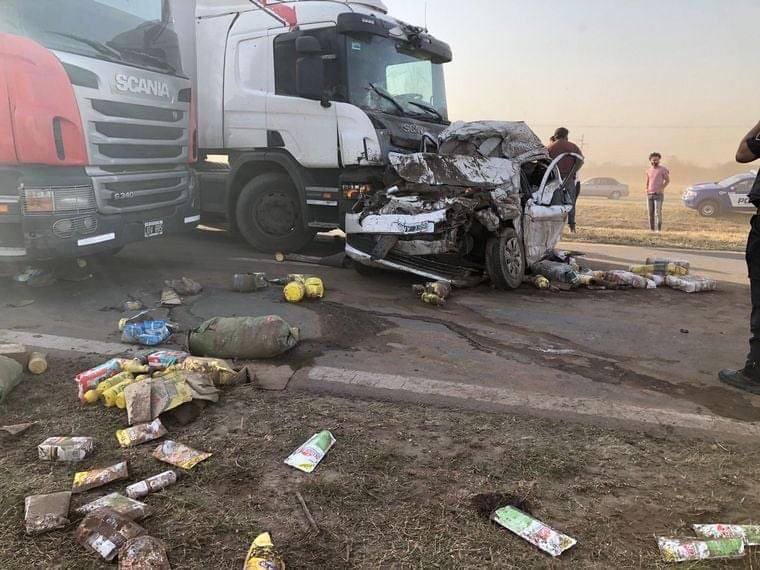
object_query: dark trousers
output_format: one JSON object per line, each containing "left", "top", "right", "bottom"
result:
{"left": 748, "top": 215, "right": 760, "bottom": 365}
{"left": 648, "top": 194, "right": 663, "bottom": 231}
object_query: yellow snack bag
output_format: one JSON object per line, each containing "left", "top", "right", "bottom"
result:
{"left": 96, "top": 372, "right": 133, "bottom": 395}
{"left": 244, "top": 532, "right": 285, "bottom": 570}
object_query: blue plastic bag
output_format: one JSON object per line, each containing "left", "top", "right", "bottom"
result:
{"left": 121, "top": 320, "right": 171, "bottom": 347}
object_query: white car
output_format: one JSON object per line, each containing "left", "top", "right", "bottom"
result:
{"left": 582, "top": 177, "right": 629, "bottom": 200}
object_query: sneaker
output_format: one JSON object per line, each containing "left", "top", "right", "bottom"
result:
{"left": 719, "top": 367, "right": 760, "bottom": 394}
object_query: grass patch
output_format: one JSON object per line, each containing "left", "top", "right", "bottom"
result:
{"left": 567, "top": 196, "right": 749, "bottom": 250}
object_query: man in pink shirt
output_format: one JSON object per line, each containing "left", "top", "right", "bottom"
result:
{"left": 645, "top": 152, "right": 670, "bottom": 231}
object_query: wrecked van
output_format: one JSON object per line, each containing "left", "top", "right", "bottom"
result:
{"left": 345, "top": 121, "right": 584, "bottom": 289}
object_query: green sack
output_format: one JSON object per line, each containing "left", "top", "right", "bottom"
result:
{"left": 188, "top": 316, "right": 300, "bottom": 359}
{"left": 0, "top": 355, "right": 23, "bottom": 404}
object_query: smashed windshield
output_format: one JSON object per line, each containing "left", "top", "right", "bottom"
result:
{"left": 346, "top": 35, "right": 448, "bottom": 122}
{"left": 0, "top": 0, "right": 182, "bottom": 75}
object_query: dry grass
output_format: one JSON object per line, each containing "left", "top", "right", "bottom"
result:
{"left": 2, "top": 356, "right": 760, "bottom": 568}
{"left": 566, "top": 195, "right": 750, "bottom": 251}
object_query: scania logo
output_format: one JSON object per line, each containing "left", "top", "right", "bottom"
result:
{"left": 115, "top": 74, "right": 170, "bottom": 99}
{"left": 401, "top": 123, "right": 425, "bottom": 136}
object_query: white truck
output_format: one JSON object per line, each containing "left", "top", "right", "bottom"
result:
{"left": 190, "top": 0, "right": 452, "bottom": 252}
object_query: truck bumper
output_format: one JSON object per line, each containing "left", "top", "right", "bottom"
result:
{"left": 0, "top": 166, "right": 199, "bottom": 262}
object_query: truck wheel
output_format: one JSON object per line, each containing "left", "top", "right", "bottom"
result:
{"left": 698, "top": 200, "right": 719, "bottom": 218}
{"left": 235, "top": 173, "right": 315, "bottom": 253}
{"left": 609, "top": 191, "right": 621, "bottom": 200}
{"left": 486, "top": 228, "right": 525, "bottom": 290}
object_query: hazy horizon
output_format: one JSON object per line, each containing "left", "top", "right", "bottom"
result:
{"left": 384, "top": 0, "right": 760, "bottom": 168}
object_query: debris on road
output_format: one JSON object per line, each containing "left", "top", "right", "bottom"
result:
{"left": 254, "top": 364, "right": 294, "bottom": 391}
{"left": 244, "top": 532, "right": 286, "bottom": 570}
{"left": 233, "top": 272, "right": 269, "bottom": 292}
{"left": 413, "top": 280, "right": 452, "bottom": 306}
{"left": 0, "top": 355, "right": 23, "bottom": 403}
{"left": 24, "top": 491, "right": 71, "bottom": 535}
{"left": 491, "top": 506, "right": 577, "bottom": 557}
{"left": 285, "top": 430, "right": 336, "bottom": 474}
{"left": 160, "top": 287, "right": 182, "bottom": 307}
{"left": 103, "top": 374, "right": 142, "bottom": 408}
{"left": 122, "top": 300, "right": 146, "bottom": 312}
{"left": 28, "top": 351, "right": 48, "bottom": 375}
{"left": 116, "top": 418, "right": 168, "bottom": 448}
{"left": 14, "top": 266, "right": 56, "bottom": 288}
{"left": 76, "top": 358, "right": 124, "bottom": 402}
{"left": 295, "top": 491, "right": 321, "bottom": 534}
{"left": 76, "top": 493, "right": 150, "bottom": 522}
{"left": 125, "top": 380, "right": 153, "bottom": 424}
{"left": 126, "top": 470, "right": 179, "bottom": 500}
{"left": 153, "top": 440, "right": 211, "bottom": 470}
{"left": 304, "top": 276, "right": 325, "bottom": 299}
{"left": 164, "top": 276, "right": 203, "bottom": 296}
{"left": 284, "top": 279, "right": 306, "bottom": 303}
{"left": 122, "top": 320, "right": 172, "bottom": 347}
{"left": 532, "top": 261, "right": 581, "bottom": 287}
{"left": 119, "top": 536, "right": 171, "bottom": 570}
{"left": 693, "top": 524, "right": 760, "bottom": 546}
{"left": 657, "top": 536, "right": 745, "bottom": 562}
{"left": 630, "top": 263, "right": 689, "bottom": 276}
{"left": 646, "top": 257, "right": 691, "bottom": 273}
{"left": 0, "top": 343, "right": 28, "bottom": 366}
{"left": 176, "top": 356, "right": 237, "bottom": 386}
{"left": 72, "top": 461, "right": 130, "bottom": 493}
{"left": 188, "top": 316, "right": 299, "bottom": 359}
{"left": 147, "top": 350, "right": 189, "bottom": 370}
{"left": 665, "top": 275, "right": 717, "bottom": 293}
{"left": 38, "top": 436, "right": 95, "bottom": 462}
{"left": 0, "top": 422, "right": 35, "bottom": 436}
{"left": 76, "top": 507, "right": 146, "bottom": 562}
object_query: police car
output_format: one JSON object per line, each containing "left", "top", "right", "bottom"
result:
{"left": 682, "top": 171, "right": 758, "bottom": 217}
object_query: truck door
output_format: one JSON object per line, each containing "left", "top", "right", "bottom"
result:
{"left": 266, "top": 27, "right": 338, "bottom": 169}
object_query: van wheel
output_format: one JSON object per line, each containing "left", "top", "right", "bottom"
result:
{"left": 486, "top": 228, "right": 525, "bottom": 290}
{"left": 698, "top": 200, "right": 719, "bottom": 218}
{"left": 236, "top": 173, "right": 315, "bottom": 253}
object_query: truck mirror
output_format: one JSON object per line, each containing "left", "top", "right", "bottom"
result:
{"left": 296, "top": 36, "right": 322, "bottom": 55}
{"left": 296, "top": 56, "right": 328, "bottom": 105}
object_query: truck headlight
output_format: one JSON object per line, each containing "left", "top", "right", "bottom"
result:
{"left": 342, "top": 184, "right": 372, "bottom": 200}
{"left": 24, "top": 190, "right": 55, "bottom": 213}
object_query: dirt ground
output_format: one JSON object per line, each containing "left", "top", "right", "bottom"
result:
{"left": 565, "top": 196, "right": 748, "bottom": 251}
{"left": 2, "top": 356, "right": 760, "bottom": 569}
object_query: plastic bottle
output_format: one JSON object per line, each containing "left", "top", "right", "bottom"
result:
{"left": 96, "top": 371, "right": 134, "bottom": 395}
{"left": 304, "top": 277, "right": 325, "bottom": 299}
{"left": 28, "top": 352, "right": 48, "bottom": 375}
{"left": 126, "top": 471, "right": 178, "bottom": 499}
{"left": 284, "top": 281, "right": 306, "bottom": 303}
{"left": 102, "top": 376, "right": 140, "bottom": 408}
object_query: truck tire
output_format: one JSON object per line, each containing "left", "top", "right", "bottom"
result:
{"left": 486, "top": 228, "right": 525, "bottom": 290}
{"left": 235, "top": 173, "right": 315, "bottom": 253}
{"left": 698, "top": 200, "right": 719, "bottom": 218}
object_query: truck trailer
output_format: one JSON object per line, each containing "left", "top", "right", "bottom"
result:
{"left": 191, "top": 0, "right": 452, "bottom": 253}
{"left": 0, "top": 0, "right": 199, "bottom": 263}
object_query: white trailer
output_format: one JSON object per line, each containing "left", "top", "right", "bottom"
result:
{"left": 188, "top": 0, "right": 453, "bottom": 252}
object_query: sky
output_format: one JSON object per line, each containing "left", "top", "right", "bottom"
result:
{"left": 383, "top": 0, "right": 760, "bottom": 167}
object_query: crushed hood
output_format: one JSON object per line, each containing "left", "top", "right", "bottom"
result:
{"left": 439, "top": 121, "right": 549, "bottom": 164}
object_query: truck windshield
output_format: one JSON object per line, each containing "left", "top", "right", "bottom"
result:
{"left": 346, "top": 35, "right": 448, "bottom": 122}
{"left": 0, "top": 0, "right": 182, "bottom": 76}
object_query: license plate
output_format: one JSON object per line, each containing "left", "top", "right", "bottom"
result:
{"left": 144, "top": 220, "right": 164, "bottom": 238}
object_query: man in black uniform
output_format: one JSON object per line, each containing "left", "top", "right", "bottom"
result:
{"left": 720, "top": 120, "right": 760, "bottom": 392}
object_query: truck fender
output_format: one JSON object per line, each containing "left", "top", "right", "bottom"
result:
{"left": 226, "top": 151, "right": 308, "bottom": 230}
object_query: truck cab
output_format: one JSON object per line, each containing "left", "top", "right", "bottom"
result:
{"left": 193, "top": 0, "right": 452, "bottom": 253}
{"left": 0, "top": 0, "right": 199, "bottom": 263}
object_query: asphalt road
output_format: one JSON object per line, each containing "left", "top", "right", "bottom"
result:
{"left": 2, "top": 228, "right": 759, "bottom": 440}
